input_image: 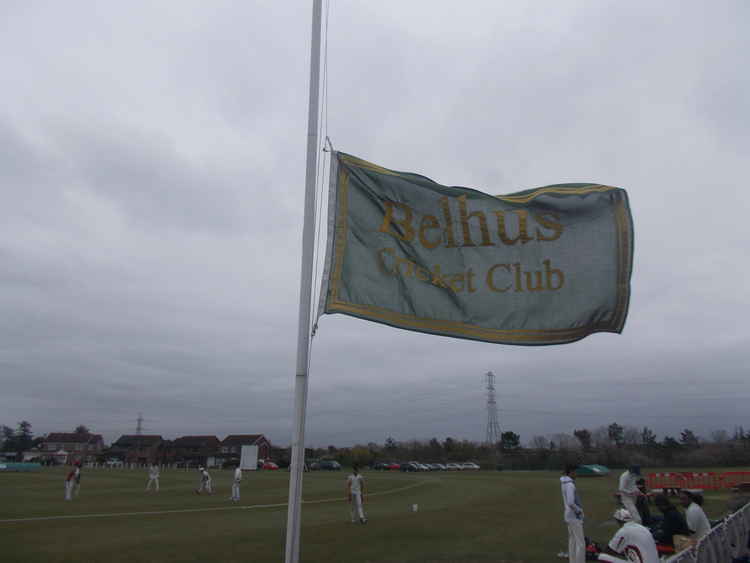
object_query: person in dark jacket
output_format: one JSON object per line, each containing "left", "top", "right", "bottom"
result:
{"left": 635, "top": 478, "right": 652, "bottom": 527}
{"left": 652, "top": 494, "right": 690, "bottom": 547}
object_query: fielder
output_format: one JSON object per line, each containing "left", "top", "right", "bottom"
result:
{"left": 146, "top": 463, "right": 160, "bottom": 492}
{"left": 618, "top": 465, "right": 643, "bottom": 524}
{"left": 230, "top": 466, "right": 242, "bottom": 502}
{"left": 73, "top": 463, "right": 82, "bottom": 496}
{"left": 196, "top": 466, "right": 213, "bottom": 495}
{"left": 64, "top": 464, "right": 79, "bottom": 501}
{"left": 346, "top": 465, "right": 367, "bottom": 524}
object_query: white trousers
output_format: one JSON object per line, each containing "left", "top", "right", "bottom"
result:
{"left": 597, "top": 554, "right": 627, "bottom": 563}
{"left": 231, "top": 482, "right": 240, "bottom": 501}
{"left": 567, "top": 520, "right": 585, "bottom": 563}
{"left": 621, "top": 496, "right": 642, "bottom": 523}
{"left": 146, "top": 477, "right": 159, "bottom": 491}
{"left": 197, "top": 480, "right": 212, "bottom": 494}
{"left": 64, "top": 480, "right": 74, "bottom": 501}
{"left": 350, "top": 492, "right": 365, "bottom": 522}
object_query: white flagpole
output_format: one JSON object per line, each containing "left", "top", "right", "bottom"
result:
{"left": 285, "top": 1, "right": 322, "bottom": 562}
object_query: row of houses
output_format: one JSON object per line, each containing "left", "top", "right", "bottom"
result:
{"left": 30, "top": 432, "right": 272, "bottom": 468}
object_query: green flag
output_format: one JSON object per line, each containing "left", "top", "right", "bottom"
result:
{"left": 319, "top": 152, "right": 634, "bottom": 345}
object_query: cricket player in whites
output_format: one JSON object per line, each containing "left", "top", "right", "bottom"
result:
{"left": 64, "top": 462, "right": 80, "bottom": 501}
{"left": 146, "top": 463, "right": 160, "bottom": 492}
{"left": 230, "top": 466, "right": 242, "bottom": 502}
{"left": 561, "top": 464, "right": 585, "bottom": 563}
{"left": 195, "top": 466, "right": 213, "bottom": 495}
{"left": 598, "top": 508, "right": 659, "bottom": 563}
{"left": 618, "top": 466, "right": 643, "bottom": 524}
{"left": 73, "top": 462, "right": 82, "bottom": 496}
{"left": 346, "top": 465, "right": 367, "bottom": 524}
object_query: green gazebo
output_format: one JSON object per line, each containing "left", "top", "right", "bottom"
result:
{"left": 577, "top": 464, "right": 610, "bottom": 477}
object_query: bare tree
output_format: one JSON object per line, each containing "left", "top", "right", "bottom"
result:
{"left": 529, "top": 435, "right": 549, "bottom": 450}
{"left": 574, "top": 429, "right": 592, "bottom": 451}
{"left": 592, "top": 426, "right": 612, "bottom": 448}
{"left": 550, "top": 433, "right": 579, "bottom": 450}
{"left": 623, "top": 426, "right": 640, "bottom": 446}
{"left": 641, "top": 427, "right": 657, "bottom": 447}
{"left": 680, "top": 429, "right": 700, "bottom": 448}
{"left": 710, "top": 429, "right": 729, "bottom": 443}
{"left": 608, "top": 423, "right": 625, "bottom": 447}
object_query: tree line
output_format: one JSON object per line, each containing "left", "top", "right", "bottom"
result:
{"left": 1, "top": 422, "right": 89, "bottom": 454}
{"left": 283, "top": 423, "right": 750, "bottom": 470}
{"left": 5, "top": 419, "right": 750, "bottom": 470}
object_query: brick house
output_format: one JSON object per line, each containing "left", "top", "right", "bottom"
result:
{"left": 109, "top": 435, "right": 166, "bottom": 464}
{"left": 220, "top": 434, "right": 272, "bottom": 466}
{"left": 41, "top": 433, "right": 105, "bottom": 464}
{"left": 172, "top": 435, "right": 221, "bottom": 468}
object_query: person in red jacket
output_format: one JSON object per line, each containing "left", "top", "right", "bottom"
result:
{"left": 64, "top": 462, "right": 80, "bottom": 501}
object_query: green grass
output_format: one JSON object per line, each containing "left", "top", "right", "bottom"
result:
{"left": 0, "top": 466, "right": 732, "bottom": 563}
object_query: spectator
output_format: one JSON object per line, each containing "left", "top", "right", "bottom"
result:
{"left": 679, "top": 490, "right": 711, "bottom": 540}
{"left": 635, "top": 478, "right": 652, "bottom": 526}
{"left": 652, "top": 494, "right": 691, "bottom": 547}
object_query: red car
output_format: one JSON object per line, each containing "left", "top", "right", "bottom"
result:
{"left": 262, "top": 461, "right": 279, "bottom": 470}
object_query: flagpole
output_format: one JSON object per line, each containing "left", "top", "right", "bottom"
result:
{"left": 285, "top": 1, "right": 322, "bottom": 562}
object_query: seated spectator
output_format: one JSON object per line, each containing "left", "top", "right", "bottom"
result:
{"left": 635, "top": 478, "right": 653, "bottom": 527}
{"left": 598, "top": 508, "right": 660, "bottom": 563}
{"left": 679, "top": 490, "right": 711, "bottom": 540}
{"left": 726, "top": 488, "right": 750, "bottom": 516}
{"left": 651, "top": 494, "right": 691, "bottom": 547}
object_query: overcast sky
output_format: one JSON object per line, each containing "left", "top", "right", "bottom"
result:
{"left": 1, "top": 1, "right": 748, "bottom": 448}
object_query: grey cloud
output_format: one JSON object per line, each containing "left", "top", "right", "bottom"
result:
{"left": 0, "top": 1, "right": 748, "bottom": 449}
{"left": 50, "top": 123, "right": 252, "bottom": 233}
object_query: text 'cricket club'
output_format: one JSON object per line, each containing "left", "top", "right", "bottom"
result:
{"left": 377, "top": 195, "right": 566, "bottom": 295}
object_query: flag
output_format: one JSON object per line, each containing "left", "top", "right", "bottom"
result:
{"left": 318, "top": 152, "right": 633, "bottom": 345}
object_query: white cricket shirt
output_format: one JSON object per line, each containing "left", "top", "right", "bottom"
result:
{"left": 685, "top": 502, "right": 711, "bottom": 539}
{"left": 618, "top": 470, "right": 638, "bottom": 496}
{"left": 608, "top": 522, "right": 660, "bottom": 563}
{"left": 347, "top": 474, "right": 364, "bottom": 495}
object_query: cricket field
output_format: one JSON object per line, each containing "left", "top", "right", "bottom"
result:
{"left": 0, "top": 466, "right": 730, "bottom": 562}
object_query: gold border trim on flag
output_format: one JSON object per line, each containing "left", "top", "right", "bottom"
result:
{"left": 326, "top": 154, "right": 633, "bottom": 344}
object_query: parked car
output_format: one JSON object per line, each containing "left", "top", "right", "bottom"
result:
{"left": 318, "top": 460, "right": 341, "bottom": 471}
{"left": 446, "top": 463, "right": 462, "bottom": 471}
{"left": 373, "top": 461, "right": 400, "bottom": 471}
{"left": 417, "top": 463, "right": 431, "bottom": 471}
{"left": 376, "top": 461, "right": 400, "bottom": 470}
{"left": 400, "top": 462, "right": 419, "bottom": 472}
{"left": 262, "top": 461, "right": 279, "bottom": 470}
{"left": 429, "top": 463, "right": 447, "bottom": 471}
{"left": 461, "top": 462, "right": 480, "bottom": 470}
